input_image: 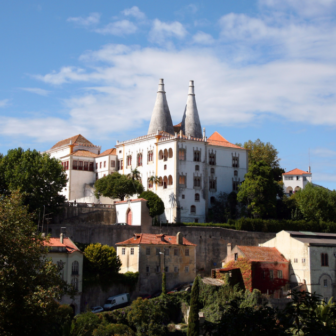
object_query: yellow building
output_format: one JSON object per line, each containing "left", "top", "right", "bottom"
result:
{"left": 116, "top": 232, "right": 196, "bottom": 294}
{"left": 44, "top": 233, "right": 83, "bottom": 314}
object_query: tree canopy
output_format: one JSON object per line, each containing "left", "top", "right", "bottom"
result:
{"left": 188, "top": 275, "right": 200, "bottom": 336}
{"left": 237, "top": 161, "right": 282, "bottom": 218}
{"left": 0, "top": 148, "right": 67, "bottom": 215}
{"left": 94, "top": 172, "right": 143, "bottom": 201}
{"left": 0, "top": 192, "right": 73, "bottom": 336}
{"left": 139, "top": 190, "right": 165, "bottom": 218}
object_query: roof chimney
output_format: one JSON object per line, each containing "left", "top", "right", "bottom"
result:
{"left": 177, "top": 232, "right": 183, "bottom": 245}
{"left": 308, "top": 166, "right": 311, "bottom": 173}
{"left": 60, "top": 232, "right": 64, "bottom": 244}
{"left": 227, "top": 243, "right": 231, "bottom": 257}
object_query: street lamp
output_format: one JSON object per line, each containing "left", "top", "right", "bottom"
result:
{"left": 159, "top": 251, "right": 165, "bottom": 272}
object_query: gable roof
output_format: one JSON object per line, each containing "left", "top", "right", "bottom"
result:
{"left": 98, "top": 148, "right": 116, "bottom": 157}
{"left": 51, "top": 134, "right": 95, "bottom": 149}
{"left": 116, "top": 233, "right": 196, "bottom": 246}
{"left": 237, "top": 246, "right": 287, "bottom": 262}
{"left": 283, "top": 168, "right": 311, "bottom": 176}
{"left": 44, "top": 237, "right": 82, "bottom": 254}
{"left": 71, "top": 150, "right": 98, "bottom": 158}
{"left": 208, "top": 132, "right": 244, "bottom": 149}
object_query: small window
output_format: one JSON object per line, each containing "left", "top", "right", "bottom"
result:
{"left": 277, "top": 270, "right": 283, "bottom": 279}
{"left": 302, "top": 258, "right": 306, "bottom": 263}
{"left": 179, "top": 149, "right": 186, "bottom": 161}
{"left": 179, "top": 175, "right": 186, "bottom": 186}
{"left": 296, "top": 176, "right": 299, "bottom": 180}
{"left": 182, "top": 194, "right": 185, "bottom": 199}
{"left": 119, "top": 150, "right": 122, "bottom": 153}
{"left": 156, "top": 248, "right": 160, "bottom": 255}
{"left": 195, "top": 165, "right": 199, "bottom": 171}
{"left": 234, "top": 253, "right": 238, "bottom": 261}
{"left": 194, "top": 150, "right": 200, "bottom": 162}
{"left": 104, "top": 161, "right": 106, "bottom": 168}
{"left": 130, "top": 248, "right": 134, "bottom": 255}
{"left": 100, "top": 162, "right": 102, "bottom": 169}
{"left": 209, "top": 153, "right": 216, "bottom": 165}
{"left": 146, "top": 266, "right": 150, "bottom": 273}
{"left": 84, "top": 162, "right": 88, "bottom": 171}
{"left": 185, "top": 249, "right": 190, "bottom": 256}
{"left": 174, "top": 249, "right": 178, "bottom": 256}
{"left": 164, "top": 248, "right": 169, "bottom": 256}
{"left": 190, "top": 205, "right": 196, "bottom": 214}
{"left": 174, "top": 266, "right": 178, "bottom": 273}
{"left": 146, "top": 247, "right": 150, "bottom": 255}
{"left": 294, "top": 258, "right": 298, "bottom": 263}
{"left": 165, "top": 266, "right": 169, "bottom": 273}
{"left": 122, "top": 248, "right": 125, "bottom": 255}
{"left": 185, "top": 266, "right": 189, "bottom": 273}
{"left": 324, "top": 279, "right": 328, "bottom": 287}
{"left": 195, "top": 193, "right": 200, "bottom": 201}
{"left": 111, "top": 160, "right": 115, "bottom": 167}
{"left": 234, "top": 170, "right": 238, "bottom": 177}
{"left": 156, "top": 265, "right": 160, "bottom": 272}
{"left": 232, "top": 155, "right": 239, "bottom": 168}
{"left": 321, "top": 253, "right": 329, "bottom": 266}
{"left": 147, "top": 150, "right": 153, "bottom": 162}
{"left": 164, "top": 164, "right": 167, "bottom": 170}
{"left": 194, "top": 177, "right": 201, "bottom": 188}
{"left": 270, "top": 269, "right": 274, "bottom": 280}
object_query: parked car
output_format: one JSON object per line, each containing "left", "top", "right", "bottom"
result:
{"left": 104, "top": 293, "right": 130, "bottom": 311}
{"left": 91, "top": 306, "right": 104, "bottom": 313}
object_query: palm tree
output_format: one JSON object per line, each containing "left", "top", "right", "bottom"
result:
{"left": 148, "top": 175, "right": 160, "bottom": 188}
{"left": 127, "top": 168, "right": 141, "bottom": 181}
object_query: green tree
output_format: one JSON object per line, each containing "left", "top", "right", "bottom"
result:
{"left": 0, "top": 192, "right": 73, "bottom": 336}
{"left": 162, "top": 271, "right": 166, "bottom": 295}
{"left": 92, "top": 323, "right": 135, "bottom": 336}
{"left": 237, "top": 161, "right": 281, "bottom": 218}
{"left": 84, "top": 243, "right": 121, "bottom": 276}
{"left": 188, "top": 276, "right": 200, "bottom": 336}
{"left": 139, "top": 191, "right": 165, "bottom": 219}
{"left": 94, "top": 173, "right": 144, "bottom": 201}
{"left": 295, "top": 183, "right": 336, "bottom": 222}
{"left": 0, "top": 147, "right": 67, "bottom": 215}
{"left": 147, "top": 175, "right": 160, "bottom": 187}
{"left": 70, "top": 311, "right": 102, "bottom": 336}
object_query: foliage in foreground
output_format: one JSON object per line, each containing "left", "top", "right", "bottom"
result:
{"left": 188, "top": 275, "right": 200, "bottom": 336}
{"left": 140, "top": 190, "right": 165, "bottom": 219}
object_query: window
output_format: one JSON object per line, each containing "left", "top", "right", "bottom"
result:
{"left": 72, "top": 261, "right": 79, "bottom": 275}
{"left": 210, "top": 168, "right": 215, "bottom": 174}
{"left": 195, "top": 218, "right": 199, "bottom": 223}
{"left": 182, "top": 194, "right": 185, "bottom": 199}
{"left": 163, "top": 149, "right": 168, "bottom": 161}
{"left": 285, "top": 176, "right": 294, "bottom": 180}
{"left": 302, "top": 258, "right": 306, "bottom": 263}
{"left": 164, "top": 164, "right": 167, "bottom": 170}
{"left": 95, "top": 162, "right": 98, "bottom": 170}
{"left": 159, "top": 150, "right": 163, "bottom": 160}
{"left": 195, "top": 193, "right": 200, "bottom": 201}
{"left": 324, "top": 279, "right": 328, "bottom": 287}
{"left": 137, "top": 153, "right": 143, "bottom": 167}
{"left": 294, "top": 258, "right": 298, "bottom": 263}
{"left": 169, "top": 148, "right": 173, "bottom": 158}
{"left": 146, "top": 248, "right": 150, "bottom": 255}
{"left": 122, "top": 248, "right": 126, "bottom": 255}
{"left": 303, "top": 176, "right": 307, "bottom": 181}
{"left": 148, "top": 150, "right": 153, "bottom": 162}
{"left": 146, "top": 266, "right": 150, "bottom": 273}
{"left": 232, "top": 156, "right": 239, "bottom": 168}
{"left": 104, "top": 161, "right": 106, "bottom": 168}
{"left": 174, "top": 266, "right": 178, "bottom": 273}
{"left": 100, "top": 162, "right": 102, "bottom": 169}
{"left": 234, "top": 253, "right": 238, "bottom": 261}
{"left": 209, "top": 179, "right": 216, "bottom": 190}
{"left": 210, "top": 196, "right": 216, "bottom": 204}
{"left": 195, "top": 165, "right": 199, "bottom": 171}
{"left": 234, "top": 170, "right": 238, "bottom": 177}
{"left": 277, "top": 270, "right": 283, "bottom": 279}
{"left": 156, "top": 248, "right": 160, "bottom": 255}
{"left": 179, "top": 149, "right": 186, "bottom": 161}
{"left": 168, "top": 175, "right": 173, "bottom": 186}
{"left": 89, "top": 162, "right": 94, "bottom": 171}
{"left": 156, "top": 266, "right": 160, "bottom": 272}
{"left": 71, "top": 277, "right": 78, "bottom": 291}
{"left": 96, "top": 173, "right": 98, "bottom": 180}
{"left": 194, "top": 177, "right": 201, "bottom": 188}
{"left": 270, "top": 270, "right": 274, "bottom": 280}
{"left": 179, "top": 175, "right": 186, "bottom": 186}
{"left": 165, "top": 266, "right": 169, "bottom": 272}
{"left": 163, "top": 176, "right": 168, "bottom": 189}
{"left": 119, "top": 160, "right": 123, "bottom": 170}
{"left": 119, "top": 150, "right": 122, "bottom": 153}
{"left": 185, "top": 266, "right": 189, "bottom": 273}
{"left": 130, "top": 248, "right": 134, "bottom": 255}
{"left": 174, "top": 249, "right": 179, "bottom": 256}
{"left": 164, "top": 248, "right": 169, "bottom": 256}
{"left": 185, "top": 249, "right": 190, "bottom": 256}
{"left": 296, "top": 176, "right": 299, "bottom": 180}
{"left": 232, "top": 181, "right": 239, "bottom": 192}
{"left": 209, "top": 153, "right": 216, "bottom": 165}
{"left": 127, "top": 155, "right": 132, "bottom": 166}
{"left": 111, "top": 160, "right": 115, "bottom": 168}
{"left": 190, "top": 205, "right": 196, "bottom": 214}
{"left": 84, "top": 162, "right": 88, "bottom": 171}
{"left": 321, "top": 253, "right": 329, "bottom": 266}
{"left": 194, "top": 150, "right": 200, "bottom": 162}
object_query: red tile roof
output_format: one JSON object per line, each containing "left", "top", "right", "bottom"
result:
{"left": 98, "top": 148, "right": 116, "bottom": 157}
{"left": 72, "top": 150, "right": 98, "bottom": 158}
{"left": 51, "top": 134, "right": 95, "bottom": 149}
{"left": 237, "top": 246, "right": 287, "bottom": 262}
{"left": 116, "top": 233, "right": 196, "bottom": 246}
{"left": 44, "top": 237, "right": 81, "bottom": 253}
{"left": 283, "top": 168, "right": 311, "bottom": 176}
{"left": 208, "top": 132, "right": 244, "bottom": 149}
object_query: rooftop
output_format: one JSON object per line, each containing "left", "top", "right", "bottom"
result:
{"left": 286, "top": 231, "right": 336, "bottom": 246}
{"left": 98, "top": 148, "right": 116, "bottom": 157}
{"left": 236, "top": 246, "right": 288, "bottom": 263}
{"left": 208, "top": 131, "right": 245, "bottom": 149}
{"left": 71, "top": 150, "right": 98, "bottom": 158}
{"left": 43, "top": 237, "right": 81, "bottom": 254}
{"left": 283, "top": 168, "right": 311, "bottom": 176}
{"left": 51, "top": 134, "right": 96, "bottom": 150}
{"left": 116, "top": 233, "right": 196, "bottom": 246}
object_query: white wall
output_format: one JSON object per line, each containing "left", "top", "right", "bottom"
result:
{"left": 116, "top": 201, "right": 142, "bottom": 225}
{"left": 283, "top": 174, "right": 312, "bottom": 194}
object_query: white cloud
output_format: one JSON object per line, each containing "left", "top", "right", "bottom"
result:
{"left": 34, "top": 67, "right": 87, "bottom": 85}
{"left": 312, "top": 147, "right": 336, "bottom": 157}
{"left": 149, "top": 19, "right": 188, "bottom": 44}
{"left": 122, "top": 6, "right": 146, "bottom": 20}
{"left": 192, "top": 31, "right": 215, "bottom": 44}
{"left": 67, "top": 13, "right": 100, "bottom": 26}
{"left": 21, "top": 88, "right": 50, "bottom": 96}
{"left": 0, "top": 99, "right": 9, "bottom": 108}
{"left": 94, "top": 20, "right": 137, "bottom": 36}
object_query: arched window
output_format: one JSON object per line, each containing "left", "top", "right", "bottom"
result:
{"left": 168, "top": 148, "right": 173, "bottom": 158}
{"left": 191, "top": 205, "right": 196, "bottom": 214}
{"left": 159, "top": 150, "right": 163, "bottom": 160}
{"left": 126, "top": 208, "right": 132, "bottom": 225}
{"left": 72, "top": 261, "right": 79, "bottom": 275}
{"left": 163, "top": 149, "right": 168, "bottom": 161}
{"left": 195, "top": 193, "right": 200, "bottom": 201}
{"left": 210, "top": 168, "right": 215, "bottom": 174}
{"left": 234, "top": 170, "right": 238, "bottom": 176}
{"left": 163, "top": 176, "right": 168, "bottom": 189}
{"left": 168, "top": 175, "right": 173, "bottom": 185}
{"left": 210, "top": 196, "right": 216, "bottom": 204}
{"left": 286, "top": 187, "right": 293, "bottom": 194}
{"left": 295, "top": 186, "right": 301, "bottom": 193}
{"left": 164, "top": 164, "right": 167, "bottom": 170}
{"left": 321, "top": 253, "right": 329, "bottom": 266}
{"left": 137, "top": 153, "right": 143, "bottom": 167}
{"left": 71, "top": 277, "right": 78, "bottom": 291}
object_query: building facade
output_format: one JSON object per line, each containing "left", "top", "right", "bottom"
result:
{"left": 116, "top": 233, "right": 196, "bottom": 294}
{"left": 282, "top": 168, "right": 312, "bottom": 195}
{"left": 45, "top": 79, "right": 248, "bottom": 223}
{"left": 262, "top": 230, "right": 336, "bottom": 302}
{"left": 44, "top": 234, "right": 83, "bottom": 314}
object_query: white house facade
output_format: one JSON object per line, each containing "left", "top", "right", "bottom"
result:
{"left": 45, "top": 79, "right": 248, "bottom": 223}
{"left": 282, "top": 168, "right": 312, "bottom": 195}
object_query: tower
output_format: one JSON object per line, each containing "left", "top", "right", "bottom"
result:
{"left": 147, "top": 79, "right": 174, "bottom": 135}
{"left": 181, "top": 80, "right": 202, "bottom": 138}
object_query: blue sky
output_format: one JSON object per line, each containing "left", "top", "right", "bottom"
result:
{"left": 1, "top": 0, "right": 336, "bottom": 189}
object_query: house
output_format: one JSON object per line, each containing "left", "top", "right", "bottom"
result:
{"left": 213, "top": 244, "right": 289, "bottom": 296}
{"left": 282, "top": 168, "right": 312, "bottom": 195}
{"left": 44, "top": 233, "right": 83, "bottom": 314}
{"left": 116, "top": 232, "right": 196, "bottom": 294}
{"left": 261, "top": 230, "right": 336, "bottom": 302}
{"left": 44, "top": 79, "right": 248, "bottom": 223}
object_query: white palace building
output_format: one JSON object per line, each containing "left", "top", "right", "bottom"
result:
{"left": 46, "top": 79, "right": 248, "bottom": 223}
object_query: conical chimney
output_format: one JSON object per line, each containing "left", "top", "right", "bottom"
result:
{"left": 147, "top": 79, "right": 174, "bottom": 135}
{"left": 181, "top": 80, "right": 202, "bottom": 138}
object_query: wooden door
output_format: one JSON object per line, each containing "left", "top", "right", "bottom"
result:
{"left": 127, "top": 209, "right": 132, "bottom": 225}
